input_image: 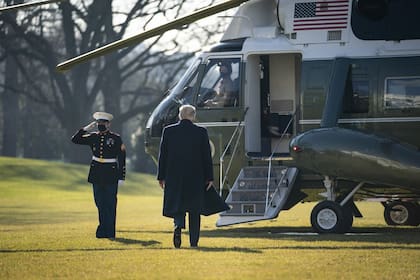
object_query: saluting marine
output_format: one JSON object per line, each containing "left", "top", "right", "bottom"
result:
{"left": 71, "top": 112, "right": 126, "bottom": 239}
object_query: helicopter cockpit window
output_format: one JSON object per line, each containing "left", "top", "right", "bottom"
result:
{"left": 197, "top": 58, "right": 240, "bottom": 108}
{"left": 169, "top": 58, "right": 201, "bottom": 105}
{"left": 146, "top": 58, "right": 201, "bottom": 137}
{"left": 384, "top": 77, "right": 420, "bottom": 109}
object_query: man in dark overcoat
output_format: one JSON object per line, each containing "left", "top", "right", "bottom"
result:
{"left": 71, "top": 112, "right": 126, "bottom": 239}
{"left": 157, "top": 105, "right": 214, "bottom": 248}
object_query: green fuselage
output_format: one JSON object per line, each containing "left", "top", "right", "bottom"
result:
{"left": 146, "top": 55, "right": 420, "bottom": 201}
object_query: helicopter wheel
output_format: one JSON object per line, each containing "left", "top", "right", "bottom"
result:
{"left": 384, "top": 201, "right": 419, "bottom": 226}
{"left": 310, "top": 201, "right": 353, "bottom": 234}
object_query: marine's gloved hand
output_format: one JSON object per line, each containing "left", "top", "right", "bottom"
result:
{"left": 118, "top": 180, "right": 125, "bottom": 187}
{"left": 83, "top": 121, "right": 96, "bottom": 131}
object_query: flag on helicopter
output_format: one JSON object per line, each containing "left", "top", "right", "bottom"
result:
{"left": 293, "top": 0, "right": 349, "bottom": 31}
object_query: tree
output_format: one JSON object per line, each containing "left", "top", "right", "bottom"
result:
{"left": 0, "top": 0, "right": 232, "bottom": 168}
{"left": 1, "top": 0, "right": 21, "bottom": 157}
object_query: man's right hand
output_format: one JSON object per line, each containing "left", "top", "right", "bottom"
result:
{"left": 206, "top": 181, "right": 214, "bottom": 190}
{"left": 159, "top": 180, "right": 165, "bottom": 190}
{"left": 83, "top": 121, "right": 96, "bottom": 131}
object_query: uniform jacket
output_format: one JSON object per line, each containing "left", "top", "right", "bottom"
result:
{"left": 72, "top": 129, "right": 126, "bottom": 185}
{"left": 157, "top": 119, "right": 213, "bottom": 218}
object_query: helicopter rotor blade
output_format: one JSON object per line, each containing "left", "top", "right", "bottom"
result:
{"left": 56, "top": 0, "right": 249, "bottom": 72}
{"left": 0, "top": 0, "right": 64, "bottom": 13}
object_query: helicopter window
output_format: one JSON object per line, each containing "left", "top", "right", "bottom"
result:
{"left": 301, "top": 61, "right": 332, "bottom": 119}
{"left": 174, "top": 69, "right": 199, "bottom": 105}
{"left": 146, "top": 59, "right": 202, "bottom": 137}
{"left": 170, "top": 58, "right": 201, "bottom": 105}
{"left": 343, "top": 63, "right": 370, "bottom": 114}
{"left": 343, "top": 80, "right": 369, "bottom": 114}
{"left": 196, "top": 58, "right": 241, "bottom": 108}
{"left": 384, "top": 77, "right": 420, "bottom": 109}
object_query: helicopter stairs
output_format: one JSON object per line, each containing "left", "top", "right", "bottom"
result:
{"left": 216, "top": 166, "right": 299, "bottom": 227}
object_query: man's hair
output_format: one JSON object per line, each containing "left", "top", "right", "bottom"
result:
{"left": 178, "top": 104, "right": 196, "bottom": 120}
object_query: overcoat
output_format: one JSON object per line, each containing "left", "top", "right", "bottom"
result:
{"left": 157, "top": 119, "right": 214, "bottom": 218}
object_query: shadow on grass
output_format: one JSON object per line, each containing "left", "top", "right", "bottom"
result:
{"left": 114, "top": 237, "right": 160, "bottom": 246}
{"left": 199, "top": 226, "right": 420, "bottom": 245}
{"left": 121, "top": 225, "right": 420, "bottom": 246}
{"left": 0, "top": 246, "right": 262, "bottom": 254}
{"left": 0, "top": 238, "right": 161, "bottom": 254}
{"left": 2, "top": 228, "right": 419, "bottom": 253}
{"left": 191, "top": 246, "right": 261, "bottom": 253}
{"left": 109, "top": 224, "right": 420, "bottom": 256}
{"left": 0, "top": 247, "right": 154, "bottom": 254}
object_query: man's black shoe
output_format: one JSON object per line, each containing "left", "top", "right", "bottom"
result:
{"left": 97, "top": 235, "right": 115, "bottom": 239}
{"left": 173, "top": 226, "right": 181, "bottom": 248}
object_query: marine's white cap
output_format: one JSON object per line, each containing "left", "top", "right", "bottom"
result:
{"left": 93, "top": 111, "right": 113, "bottom": 121}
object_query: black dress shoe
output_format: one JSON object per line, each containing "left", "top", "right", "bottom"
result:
{"left": 96, "top": 235, "right": 115, "bottom": 239}
{"left": 173, "top": 226, "right": 181, "bottom": 248}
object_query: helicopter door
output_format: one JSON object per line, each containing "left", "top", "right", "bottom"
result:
{"left": 194, "top": 56, "right": 243, "bottom": 158}
{"left": 268, "top": 54, "right": 298, "bottom": 157}
{"left": 245, "top": 53, "right": 300, "bottom": 158}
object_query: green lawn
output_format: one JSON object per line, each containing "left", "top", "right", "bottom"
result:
{"left": 0, "top": 157, "right": 419, "bottom": 279}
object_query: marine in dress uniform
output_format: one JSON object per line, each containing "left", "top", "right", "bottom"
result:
{"left": 71, "top": 112, "right": 126, "bottom": 239}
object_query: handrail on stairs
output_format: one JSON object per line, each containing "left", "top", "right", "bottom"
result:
{"left": 265, "top": 111, "right": 297, "bottom": 213}
{"left": 219, "top": 107, "right": 249, "bottom": 196}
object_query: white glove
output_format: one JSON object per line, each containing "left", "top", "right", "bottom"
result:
{"left": 83, "top": 121, "right": 96, "bottom": 131}
{"left": 118, "top": 180, "right": 125, "bottom": 187}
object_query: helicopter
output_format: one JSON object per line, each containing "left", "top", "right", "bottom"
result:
{"left": 56, "top": 0, "right": 420, "bottom": 233}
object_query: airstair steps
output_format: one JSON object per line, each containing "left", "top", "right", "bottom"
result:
{"left": 216, "top": 166, "right": 298, "bottom": 226}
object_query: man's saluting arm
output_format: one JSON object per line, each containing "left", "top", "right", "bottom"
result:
{"left": 71, "top": 122, "right": 96, "bottom": 145}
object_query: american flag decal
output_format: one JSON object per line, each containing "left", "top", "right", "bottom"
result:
{"left": 293, "top": 0, "right": 349, "bottom": 31}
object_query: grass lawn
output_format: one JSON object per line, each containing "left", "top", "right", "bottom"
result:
{"left": 0, "top": 157, "right": 419, "bottom": 279}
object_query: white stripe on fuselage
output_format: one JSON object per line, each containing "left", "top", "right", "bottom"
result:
{"left": 299, "top": 117, "right": 420, "bottom": 125}
{"left": 197, "top": 117, "right": 420, "bottom": 127}
{"left": 196, "top": 122, "right": 244, "bottom": 127}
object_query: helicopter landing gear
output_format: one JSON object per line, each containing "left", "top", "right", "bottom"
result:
{"left": 311, "top": 178, "right": 363, "bottom": 233}
{"left": 383, "top": 201, "right": 420, "bottom": 226}
{"left": 311, "top": 200, "right": 353, "bottom": 233}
